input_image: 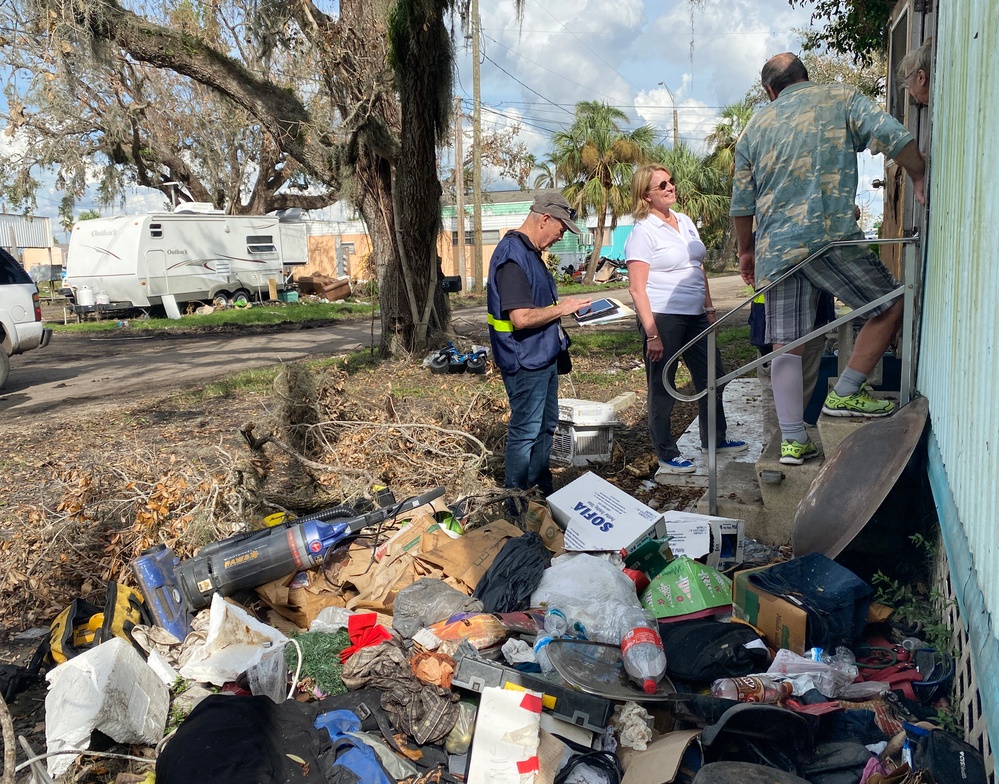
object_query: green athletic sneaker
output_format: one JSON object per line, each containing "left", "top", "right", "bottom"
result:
{"left": 780, "top": 439, "right": 819, "bottom": 466}
{"left": 822, "top": 385, "right": 895, "bottom": 417}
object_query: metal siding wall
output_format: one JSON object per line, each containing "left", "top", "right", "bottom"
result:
{"left": 0, "top": 215, "right": 53, "bottom": 248}
{"left": 919, "top": 1, "right": 999, "bottom": 621}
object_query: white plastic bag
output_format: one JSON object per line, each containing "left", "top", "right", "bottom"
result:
{"left": 45, "top": 638, "right": 169, "bottom": 778}
{"left": 178, "top": 594, "right": 289, "bottom": 686}
{"left": 530, "top": 553, "right": 643, "bottom": 644}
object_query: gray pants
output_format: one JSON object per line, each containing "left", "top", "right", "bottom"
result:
{"left": 757, "top": 332, "right": 826, "bottom": 448}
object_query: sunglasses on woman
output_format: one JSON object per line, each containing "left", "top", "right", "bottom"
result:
{"left": 649, "top": 178, "right": 674, "bottom": 191}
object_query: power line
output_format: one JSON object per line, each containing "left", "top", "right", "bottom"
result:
{"left": 480, "top": 32, "right": 621, "bottom": 107}
{"left": 527, "top": 0, "right": 642, "bottom": 95}
{"left": 478, "top": 48, "right": 574, "bottom": 118}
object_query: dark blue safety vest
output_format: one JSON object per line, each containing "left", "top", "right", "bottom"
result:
{"left": 486, "top": 232, "right": 566, "bottom": 375}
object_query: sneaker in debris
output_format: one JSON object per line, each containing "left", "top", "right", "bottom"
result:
{"left": 657, "top": 458, "right": 696, "bottom": 476}
{"left": 700, "top": 439, "right": 749, "bottom": 453}
{"left": 779, "top": 439, "right": 819, "bottom": 466}
{"left": 822, "top": 385, "right": 894, "bottom": 417}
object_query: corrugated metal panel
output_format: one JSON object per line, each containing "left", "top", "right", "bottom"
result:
{"left": 918, "top": 3, "right": 999, "bottom": 623}
{"left": 0, "top": 214, "right": 53, "bottom": 248}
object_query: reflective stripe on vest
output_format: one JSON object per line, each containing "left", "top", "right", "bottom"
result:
{"left": 753, "top": 293, "right": 765, "bottom": 304}
{"left": 487, "top": 313, "right": 515, "bottom": 332}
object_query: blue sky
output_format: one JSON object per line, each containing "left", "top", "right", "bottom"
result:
{"left": 1, "top": 0, "right": 889, "bottom": 233}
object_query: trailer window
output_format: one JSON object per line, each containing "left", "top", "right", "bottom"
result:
{"left": 247, "top": 235, "right": 277, "bottom": 254}
{"left": 149, "top": 223, "right": 163, "bottom": 239}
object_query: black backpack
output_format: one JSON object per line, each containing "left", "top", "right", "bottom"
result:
{"left": 659, "top": 619, "right": 770, "bottom": 684}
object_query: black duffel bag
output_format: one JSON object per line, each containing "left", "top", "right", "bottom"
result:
{"left": 659, "top": 618, "right": 770, "bottom": 684}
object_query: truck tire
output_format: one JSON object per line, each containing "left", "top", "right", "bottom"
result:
{"left": 231, "top": 289, "right": 252, "bottom": 308}
{"left": 0, "top": 349, "right": 9, "bottom": 390}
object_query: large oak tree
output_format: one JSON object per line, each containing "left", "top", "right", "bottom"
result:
{"left": 7, "top": 0, "right": 498, "bottom": 354}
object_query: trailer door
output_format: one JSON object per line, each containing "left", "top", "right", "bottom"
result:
{"left": 146, "top": 249, "right": 170, "bottom": 297}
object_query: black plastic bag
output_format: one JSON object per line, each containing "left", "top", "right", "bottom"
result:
{"left": 472, "top": 532, "right": 550, "bottom": 613}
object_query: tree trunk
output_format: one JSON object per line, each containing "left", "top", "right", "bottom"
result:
{"left": 583, "top": 199, "right": 609, "bottom": 284}
{"left": 64, "top": 0, "right": 453, "bottom": 357}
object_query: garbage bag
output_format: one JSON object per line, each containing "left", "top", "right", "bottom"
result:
{"left": 392, "top": 578, "right": 483, "bottom": 639}
{"left": 529, "top": 553, "right": 643, "bottom": 644}
{"left": 473, "top": 532, "right": 550, "bottom": 613}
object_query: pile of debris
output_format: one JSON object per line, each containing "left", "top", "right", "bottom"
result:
{"left": 2, "top": 469, "right": 984, "bottom": 784}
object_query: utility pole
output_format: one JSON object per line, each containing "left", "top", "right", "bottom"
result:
{"left": 454, "top": 96, "right": 467, "bottom": 293}
{"left": 657, "top": 82, "right": 679, "bottom": 147}
{"left": 471, "top": 0, "right": 484, "bottom": 293}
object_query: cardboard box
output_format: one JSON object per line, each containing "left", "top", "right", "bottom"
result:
{"left": 640, "top": 556, "right": 732, "bottom": 621}
{"left": 659, "top": 511, "right": 745, "bottom": 570}
{"left": 547, "top": 472, "right": 666, "bottom": 553}
{"left": 732, "top": 566, "right": 808, "bottom": 654}
{"left": 623, "top": 538, "right": 673, "bottom": 578}
{"left": 621, "top": 730, "right": 702, "bottom": 784}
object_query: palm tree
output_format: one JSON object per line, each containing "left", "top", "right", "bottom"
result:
{"left": 702, "top": 100, "right": 758, "bottom": 259}
{"left": 532, "top": 154, "right": 563, "bottom": 189}
{"left": 704, "top": 99, "right": 757, "bottom": 176}
{"left": 650, "top": 142, "right": 730, "bottom": 253}
{"left": 548, "top": 102, "right": 657, "bottom": 283}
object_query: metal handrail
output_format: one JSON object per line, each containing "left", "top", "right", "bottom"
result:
{"left": 659, "top": 235, "right": 920, "bottom": 514}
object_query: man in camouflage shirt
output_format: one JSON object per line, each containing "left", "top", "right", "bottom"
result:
{"left": 731, "top": 53, "right": 926, "bottom": 466}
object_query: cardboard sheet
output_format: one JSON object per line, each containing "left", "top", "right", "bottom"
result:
{"left": 467, "top": 686, "right": 543, "bottom": 784}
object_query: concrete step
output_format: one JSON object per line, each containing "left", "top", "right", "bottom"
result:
{"left": 816, "top": 390, "right": 899, "bottom": 457}
{"left": 694, "top": 459, "right": 767, "bottom": 530}
{"left": 752, "top": 424, "right": 824, "bottom": 546}
{"left": 654, "top": 378, "right": 764, "bottom": 490}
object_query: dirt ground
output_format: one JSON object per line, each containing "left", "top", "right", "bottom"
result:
{"left": 0, "top": 318, "right": 702, "bottom": 782}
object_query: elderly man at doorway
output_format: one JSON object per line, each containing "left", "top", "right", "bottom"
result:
{"left": 487, "top": 193, "right": 590, "bottom": 512}
{"left": 732, "top": 53, "right": 926, "bottom": 466}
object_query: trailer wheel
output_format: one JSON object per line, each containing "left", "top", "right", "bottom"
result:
{"left": 212, "top": 292, "right": 231, "bottom": 308}
{"left": 0, "top": 350, "right": 9, "bottom": 390}
{"left": 231, "top": 289, "right": 252, "bottom": 308}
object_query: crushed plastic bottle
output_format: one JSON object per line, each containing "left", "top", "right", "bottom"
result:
{"left": 619, "top": 608, "right": 666, "bottom": 694}
{"left": 534, "top": 635, "right": 556, "bottom": 673}
{"left": 543, "top": 608, "right": 569, "bottom": 638}
{"left": 710, "top": 675, "right": 792, "bottom": 704}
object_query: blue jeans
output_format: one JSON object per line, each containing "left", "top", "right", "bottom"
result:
{"left": 502, "top": 362, "right": 558, "bottom": 496}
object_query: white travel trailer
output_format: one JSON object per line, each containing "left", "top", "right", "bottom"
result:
{"left": 64, "top": 205, "right": 308, "bottom": 314}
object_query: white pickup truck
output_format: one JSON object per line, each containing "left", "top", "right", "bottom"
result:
{"left": 1, "top": 248, "right": 52, "bottom": 389}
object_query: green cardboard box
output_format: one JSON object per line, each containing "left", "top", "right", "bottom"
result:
{"left": 623, "top": 537, "right": 674, "bottom": 578}
{"left": 640, "top": 556, "right": 732, "bottom": 620}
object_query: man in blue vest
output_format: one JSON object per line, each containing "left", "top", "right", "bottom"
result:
{"left": 487, "top": 193, "right": 591, "bottom": 511}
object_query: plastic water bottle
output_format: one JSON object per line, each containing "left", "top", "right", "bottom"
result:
{"left": 534, "top": 635, "right": 556, "bottom": 674}
{"left": 619, "top": 608, "right": 667, "bottom": 694}
{"left": 543, "top": 608, "right": 569, "bottom": 638}
{"left": 710, "top": 675, "right": 792, "bottom": 704}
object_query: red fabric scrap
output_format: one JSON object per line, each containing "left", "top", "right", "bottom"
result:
{"left": 339, "top": 612, "right": 393, "bottom": 663}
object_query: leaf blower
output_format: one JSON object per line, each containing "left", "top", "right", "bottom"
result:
{"left": 131, "top": 486, "right": 446, "bottom": 641}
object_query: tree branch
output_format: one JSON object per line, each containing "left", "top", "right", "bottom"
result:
{"left": 67, "top": 0, "right": 337, "bottom": 185}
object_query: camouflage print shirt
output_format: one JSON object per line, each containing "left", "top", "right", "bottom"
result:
{"left": 730, "top": 81, "right": 913, "bottom": 285}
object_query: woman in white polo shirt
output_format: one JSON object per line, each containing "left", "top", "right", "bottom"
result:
{"left": 625, "top": 163, "right": 747, "bottom": 478}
